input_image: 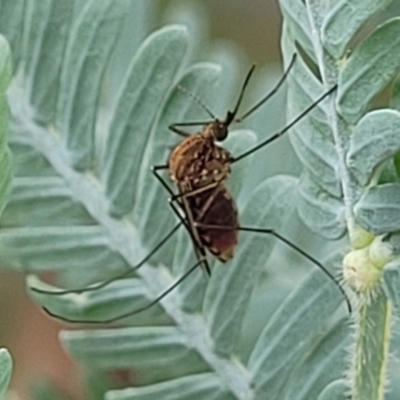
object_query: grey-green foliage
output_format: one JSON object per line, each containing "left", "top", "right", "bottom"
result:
{"left": 0, "top": 0, "right": 393, "bottom": 399}
{"left": 282, "top": 0, "right": 400, "bottom": 400}
{"left": 0, "top": 33, "right": 11, "bottom": 218}
{"left": 0, "top": 349, "right": 12, "bottom": 400}
{"left": 0, "top": 29, "right": 13, "bottom": 400}
{"left": 281, "top": 0, "right": 400, "bottom": 241}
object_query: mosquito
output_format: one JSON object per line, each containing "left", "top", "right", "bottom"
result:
{"left": 33, "top": 53, "right": 352, "bottom": 323}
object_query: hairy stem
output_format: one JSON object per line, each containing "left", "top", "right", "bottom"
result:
{"left": 353, "top": 289, "right": 391, "bottom": 400}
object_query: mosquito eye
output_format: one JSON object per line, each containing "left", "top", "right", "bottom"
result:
{"left": 216, "top": 126, "right": 228, "bottom": 141}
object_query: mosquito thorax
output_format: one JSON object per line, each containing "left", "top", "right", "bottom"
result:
{"left": 168, "top": 130, "right": 232, "bottom": 191}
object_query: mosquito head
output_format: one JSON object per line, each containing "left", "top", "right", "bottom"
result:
{"left": 203, "top": 120, "right": 229, "bottom": 141}
{"left": 205, "top": 64, "right": 256, "bottom": 141}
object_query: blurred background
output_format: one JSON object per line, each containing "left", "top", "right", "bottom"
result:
{"left": 1, "top": 0, "right": 400, "bottom": 399}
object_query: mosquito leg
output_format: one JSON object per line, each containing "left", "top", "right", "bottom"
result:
{"left": 170, "top": 180, "right": 221, "bottom": 202}
{"left": 152, "top": 165, "right": 195, "bottom": 211}
{"left": 168, "top": 199, "right": 211, "bottom": 277}
{"left": 30, "top": 222, "right": 183, "bottom": 296}
{"left": 193, "top": 222, "right": 352, "bottom": 313}
{"left": 42, "top": 257, "right": 205, "bottom": 324}
{"left": 153, "top": 166, "right": 199, "bottom": 254}
{"left": 224, "top": 64, "right": 256, "bottom": 125}
{"left": 177, "top": 183, "right": 224, "bottom": 222}
{"left": 231, "top": 84, "right": 337, "bottom": 163}
{"left": 30, "top": 166, "right": 178, "bottom": 297}
{"left": 236, "top": 53, "right": 297, "bottom": 122}
{"left": 152, "top": 165, "right": 179, "bottom": 199}
{"left": 152, "top": 165, "right": 210, "bottom": 276}
{"left": 168, "top": 125, "right": 191, "bottom": 137}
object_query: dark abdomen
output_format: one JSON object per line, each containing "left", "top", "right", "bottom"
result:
{"left": 190, "top": 187, "right": 238, "bottom": 262}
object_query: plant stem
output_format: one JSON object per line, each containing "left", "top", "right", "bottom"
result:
{"left": 353, "top": 289, "right": 391, "bottom": 400}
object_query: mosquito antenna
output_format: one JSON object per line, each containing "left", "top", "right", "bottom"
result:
{"left": 175, "top": 83, "right": 217, "bottom": 120}
{"left": 232, "top": 84, "right": 337, "bottom": 164}
{"left": 224, "top": 64, "right": 256, "bottom": 126}
{"left": 169, "top": 120, "right": 218, "bottom": 129}
{"left": 194, "top": 222, "right": 352, "bottom": 313}
{"left": 30, "top": 223, "right": 183, "bottom": 296}
{"left": 235, "top": 53, "right": 297, "bottom": 123}
{"left": 42, "top": 259, "right": 204, "bottom": 324}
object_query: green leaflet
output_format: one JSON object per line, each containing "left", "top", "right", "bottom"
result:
{"left": 281, "top": 26, "right": 345, "bottom": 240}
{"left": 26, "top": 0, "right": 74, "bottom": 123}
{"left": 0, "top": 0, "right": 25, "bottom": 68}
{"left": 105, "top": 373, "right": 234, "bottom": 400}
{"left": 0, "top": 34, "right": 12, "bottom": 400}
{"left": 61, "top": 327, "right": 209, "bottom": 382}
{"left": 283, "top": 49, "right": 340, "bottom": 197}
{"left": 28, "top": 275, "right": 164, "bottom": 325}
{"left": 337, "top": 18, "right": 400, "bottom": 124}
{"left": 354, "top": 183, "right": 400, "bottom": 234}
{"left": 322, "top": 0, "right": 391, "bottom": 59}
{"left": 317, "top": 380, "right": 348, "bottom": 400}
{"left": 2, "top": 225, "right": 129, "bottom": 278}
{"left": 57, "top": 0, "right": 129, "bottom": 170}
{"left": 0, "top": 177, "right": 94, "bottom": 227}
{"left": 104, "top": 0, "right": 150, "bottom": 109}
{"left": 383, "top": 259, "right": 400, "bottom": 318}
{"left": 163, "top": 1, "right": 209, "bottom": 69}
{"left": 390, "top": 72, "right": 400, "bottom": 180}
{"left": 8, "top": 139, "right": 56, "bottom": 178}
{"left": 297, "top": 173, "right": 346, "bottom": 240}
{"left": 0, "top": 349, "right": 12, "bottom": 400}
{"left": 284, "top": 319, "right": 350, "bottom": 400}
{"left": 248, "top": 265, "right": 346, "bottom": 400}
{"left": 0, "top": 34, "right": 11, "bottom": 217}
{"left": 279, "top": 0, "right": 315, "bottom": 62}
{"left": 103, "top": 25, "right": 189, "bottom": 217}
{"left": 347, "top": 110, "right": 400, "bottom": 186}
{"left": 204, "top": 176, "right": 297, "bottom": 356}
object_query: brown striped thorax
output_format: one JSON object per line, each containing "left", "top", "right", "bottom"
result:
{"left": 168, "top": 121, "right": 233, "bottom": 192}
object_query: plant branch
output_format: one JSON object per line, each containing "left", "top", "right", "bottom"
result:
{"left": 304, "top": 3, "right": 393, "bottom": 400}
{"left": 305, "top": 0, "right": 357, "bottom": 240}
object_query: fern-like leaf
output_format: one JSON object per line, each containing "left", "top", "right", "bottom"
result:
{"left": 0, "top": 348, "right": 12, "bottom": 399}
{"left": 282, "top": 1, "right": 400, "bottom": 399}
{"left": 3, "top": 0, "right": 399, "bottom": 399}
